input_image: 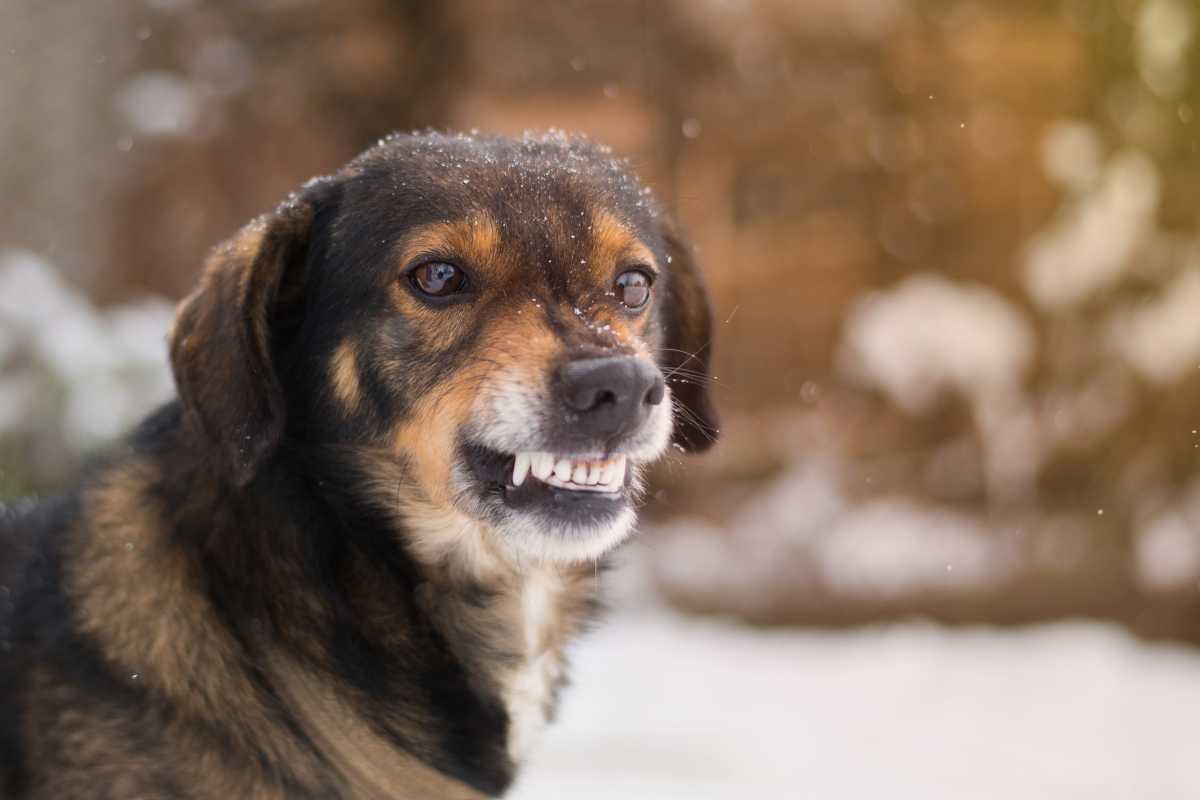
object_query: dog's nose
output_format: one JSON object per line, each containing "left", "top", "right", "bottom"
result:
{"left": 557, "top": 356, "right": 665, "bottom": 438}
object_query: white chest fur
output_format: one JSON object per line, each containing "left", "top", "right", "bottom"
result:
{"left": 504, "top": 568, "right": 562, "bottom": 760}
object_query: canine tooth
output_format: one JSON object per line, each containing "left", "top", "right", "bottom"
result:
{"left": 513, "top": 453, "right": 531, "bottom": 486}
{"left": 586, "top": 464, "right": 602, "bottom": 485}
{"left": 572, "top": 463, "right": 589, "bottom": 484}
{"left": 613, "top": 455, "right": 627, "bottom": 486}
{"left": 553, "top": 458, "right": 573, "bottom": 481}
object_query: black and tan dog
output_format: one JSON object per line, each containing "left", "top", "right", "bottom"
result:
{"left": 0, "top": 131, "right": 716, "bottom": 799}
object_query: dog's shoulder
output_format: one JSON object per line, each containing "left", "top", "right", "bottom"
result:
{"left": 0, "top": 406, "right": 185, "bottom": 799}
{"left": 2, "top": 400, "right": 289, "bottom": 799}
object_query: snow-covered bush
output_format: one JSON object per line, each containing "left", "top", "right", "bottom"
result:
{"left": 0, "top": 250, "right": 174, "bottom": 493}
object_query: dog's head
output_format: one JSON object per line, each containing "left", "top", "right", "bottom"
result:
{"left": 169, "top": 132, "right": 717, "bottom": 563}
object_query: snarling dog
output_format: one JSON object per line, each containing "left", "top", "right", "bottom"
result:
{"left": 0, "top": 132, "right": 717, "bottom": 799}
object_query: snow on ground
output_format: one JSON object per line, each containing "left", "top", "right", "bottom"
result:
{"left": 513, "top": 604, "right": 1200, "bottom": 799}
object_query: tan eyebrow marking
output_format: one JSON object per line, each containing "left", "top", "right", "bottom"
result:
{"left": 396, "top": 212, "right": 501, "bottom": 271}
{"left": 589, "top": 208, "right": 657, "bottom": 275}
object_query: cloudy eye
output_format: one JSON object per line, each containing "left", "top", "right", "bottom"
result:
{"left": 614, "top": 269, "right": 653, "bottom": 310}
{"left": 410, "top": 261, "right": 468, "bottom": 297}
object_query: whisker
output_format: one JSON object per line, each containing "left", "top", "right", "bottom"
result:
{"left": 670, "top": 397, "right": 719, "bottom": 442}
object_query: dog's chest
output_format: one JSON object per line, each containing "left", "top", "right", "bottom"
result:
{"left": 503, "top": 569, "right": 563, "bottom": 760}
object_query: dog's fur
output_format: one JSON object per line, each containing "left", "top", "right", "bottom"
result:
{"left": 0, "top": 132, "right": 716, "bottom": 799}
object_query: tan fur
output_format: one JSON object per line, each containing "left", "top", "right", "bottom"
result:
{"left": 269, "top": 655, "right": 487, "bottom": 800}
{"left": 389, "top": 365, "right": 488, "bottom": 509}
{"left": 64, "top": 461, "right": 331, "bottom": 794}
{"left": 22, "top": 675, "right": 161, "bottom": 799}
{"left": 69, "top": 462, "right": 262, "bottom": 724}
{"left": 394, "top": 214, "right": 504, "bottom": 280}
{"left": 589, "top": 209, "right": 642, "bottom": 269}
{"left": 377, "top": 298, "right": 562, "bottom": 519}
{"left": 330, "top": 339, "right": 364, "bottom": 410}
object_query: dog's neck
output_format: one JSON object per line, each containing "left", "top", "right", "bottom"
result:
{"left": 333, "top": 450, "right": 602, "bottom": 762}
{"left": 277, "top": 443, "right": 603, "bottom": 783}
{"left": 405, "top": 522, "right": 594, "bottom": 761}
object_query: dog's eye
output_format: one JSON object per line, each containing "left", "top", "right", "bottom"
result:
{"left": 614, "top": 269, "right": 652, "bottom": 310}
{"left": 410, "top": 262, "right": 468, "bottom": 297}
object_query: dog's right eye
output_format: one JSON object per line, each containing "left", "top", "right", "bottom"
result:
{"left": 409, "top": 261, "right": 468, "bottom": 298}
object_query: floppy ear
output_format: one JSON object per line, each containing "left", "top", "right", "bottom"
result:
{"left": 660, "top": 222, "right": 719, "bottom": 452}
{"left": 168, "top": 191, "right": 322, "bottom": 487}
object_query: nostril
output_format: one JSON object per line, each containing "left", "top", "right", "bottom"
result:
{"left": 594, "top": 389, "right": 618, "bottom": 409}
{"left": 644, "top": 376, "right": 666, "bottom": 407}
{"left": 565, "top": 385, "right": 620, "bottom": 413}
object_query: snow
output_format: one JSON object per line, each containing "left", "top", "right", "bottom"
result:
{"left": 0, "top": 250, "right": 175, "bottom": 448}
{"left": 837, "top": 273, "right": 1045, "bottom": 507}
{"left": 654, "top": 459, "right": 1016, "bottom": 604}
{"left": 1021, "top": 147, "right": 1159, "bottom": 311}
{"left": 1110, "top": 265, "right": 1200, "bottom": 383}
{"left": 513, "top": 605, "right": 1200, "bottom": 799}
{"left": 115, "top": 70, "right": 199, "bottom": 137}
{"left": 1137, "top": 510, "right": 1200, "bottom": 590}
{"left": 813, "top": 500, "right": 1009, "bottom": 597}
{"left": 1135, "top": 480, "right": 1200, "bottom": 591}
{"left": 1135, "top": 0, "right": 1195, "bottom": 98}
{"left": 838, "top": 274, "right": 1033, "bottom": 415}
{"left": 1040, "top": 120, "right": 1103, "bottom": 192}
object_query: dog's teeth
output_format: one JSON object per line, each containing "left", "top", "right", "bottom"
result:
{"left": 513, "top": 453, "right": 531, "bottom": 486}
{"left": 553, "top": 458, "right": 573, "bottom": 481}
{"left": 514, "top": 451, "right": 627, "bottom": 492}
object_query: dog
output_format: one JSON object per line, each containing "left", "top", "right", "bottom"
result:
{"left": 0, "top": 131, "right": 717, "bottom": 798}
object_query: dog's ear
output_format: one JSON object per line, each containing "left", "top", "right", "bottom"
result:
{"left": 168, "top": 186, "right": 327, "bottom": 487}
{"left": 660, "top": 221, "right": 719, "bottom": 452}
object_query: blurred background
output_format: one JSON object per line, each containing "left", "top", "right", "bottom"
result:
{"left": 3, "top": 1, "right": 1200, "bottom": 797}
